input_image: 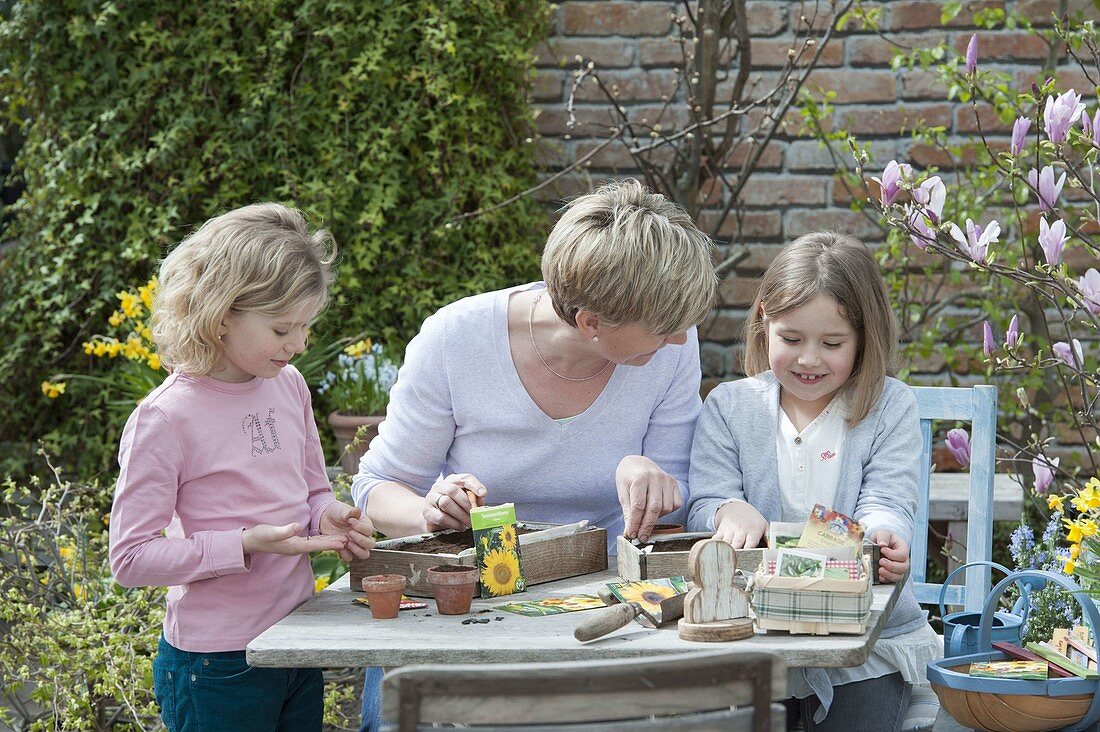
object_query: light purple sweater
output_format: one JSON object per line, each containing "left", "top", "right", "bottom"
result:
{"left": 351, "top": 283, "right": 702, "bottom": 550}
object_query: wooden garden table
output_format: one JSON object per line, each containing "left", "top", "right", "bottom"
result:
{"left": 247, "top": 569, "right": 906, "bottom": 670}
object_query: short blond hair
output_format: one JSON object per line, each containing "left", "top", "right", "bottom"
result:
{"left": 152, "top": 203, "right": 337, "bottom": 375}
{"left": 743, "top": 232, "right": 898, "bottom": 425}
{"left": 541, "top": 179, "right": 717, "bottom": 335}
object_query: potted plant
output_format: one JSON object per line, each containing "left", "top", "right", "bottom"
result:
{"left": 318, "top": 339, "right": 400, "bottom": 474}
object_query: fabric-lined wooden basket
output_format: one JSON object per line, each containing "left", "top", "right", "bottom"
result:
{"left": 927, "top": 569, "right": 1100, "bottom": 732}
{"left": 750, "top": 551, "right": 872, "bottom": 635}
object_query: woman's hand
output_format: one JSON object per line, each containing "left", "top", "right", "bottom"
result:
{"left": 241, "top": 523, "right": 348, "bottom": 556}
{"left": 713, "top": 501, "right": 768, "bottom": 549}
{"left": 870, "top": 529, "right": 910, "bottom": 583}
{"left": 319, "top": 502, "right": 377, "bottom": 562}
{"left": 616, "top": 455, "right": 682, "bottom": 543}
{"left": 423, "top": 473, "right": 487, "bottom": 531}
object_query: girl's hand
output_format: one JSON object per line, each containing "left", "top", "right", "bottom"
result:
{"left": 870, "top": 529, "right": 910, "bottom": 583}
{"left": 616, "top": 455, "right": 682, "bottom": 543}
{"left": 424, "top": 473, "right": 487, "bottom": 531}
{"left": 241, "top": 523, "right": 347, "bottom": 556}
{"left": 713, "top": 501, "right": 768, "bottom": 549}
{"left": 319, "top": 502, "right": 377, "bottom": 562}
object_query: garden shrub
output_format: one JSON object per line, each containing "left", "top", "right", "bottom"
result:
{"left": 0, "top": 1, "right": 549, "bottom": 477}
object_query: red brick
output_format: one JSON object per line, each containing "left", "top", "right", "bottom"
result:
{"left": 906, "top": 140, "right": 982, "bottom": 169}
{"left": 532, "top": 172, "right": 593, "bottom": 202}
{"left": 901, "top": 69, "right": 947, "bottom": 101}
{"left": 638, "top": 37, "right": 687, "bottom": 67}
{"left": 572, "top": 139, "right": 672, "bottom": 169}
{"left": 562, "top": 2, "right": 673, "bottom": 37}
{"left": 832, "top": 176, "right": 873, "bottom": 206}
{"left": 1015, "top": 66, "right": 1097, "bottom": 97}
{"left": 787, "top": 3, "right": 848, "bottom": 34}
{"left": 885, "top": 1, "right": 1004, "bottom": 31}
{"left": 848, "top": 32, "right": 949, "bottom": 67}
{"left": 724, "top": 142, "right": 785, "bottom": 171}
{"left": 718, "top": 276, "right": 763, "bottom": 307}
{"left": 1016, "top": 0, "right": 1097, "bottom": 26}
{"left": 806, "top": 69, "right": 897, "bottom": 103}
{"left": 535, "top": 38, "right": 636, "bottom": 69}
{"left": 750, "top": 38, "right": 844, "bottom": 68}
{"left": 533, "top": 105, "right": 614, "bottom": 137}
{"left": 784, "top": 208, "right": 885, "bottom": 240}
{"left": 836, "top": 103, "right": 952, "bottom": 135}
{"left": 955, "top": 103, "right": 1015, "bottom": 134}
{"left": 746, "top": 2, "right": 787, "bottom": 35}
{"left": 951, "top": 31, "right": 1059, "bottom": 64}
{"left": 532, "top": 72, "right": 566, "bottom": 102}
{"left": 699, "top": 210, "right": 784, "bottom": 241}
{"left": 573, "top": 69, "right": 679, "bottom": 102}
{"left": 740, "top": 174, "right": 829, "bottom": 207}
{"left": 701, "top": 310, "right": 748, "bottom": 341}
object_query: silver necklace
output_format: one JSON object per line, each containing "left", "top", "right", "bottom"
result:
{"left": 528, "top": 291, "right": 612, "bottom": 382}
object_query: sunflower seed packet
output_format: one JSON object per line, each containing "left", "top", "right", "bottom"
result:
{"left": 471, "top": 503, "right": 526, "bottom": 598}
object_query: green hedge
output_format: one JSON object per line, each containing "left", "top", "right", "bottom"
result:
{"left": 0, "top": 1, "right": 549, "bottom": 476}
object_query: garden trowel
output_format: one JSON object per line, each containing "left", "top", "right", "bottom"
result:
{"left": 573, "top": 591, "right": 686, "bottom": 642}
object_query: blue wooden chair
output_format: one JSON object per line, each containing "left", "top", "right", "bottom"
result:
{"left": 909, "top": 385, "right": 998, "bottom": 612}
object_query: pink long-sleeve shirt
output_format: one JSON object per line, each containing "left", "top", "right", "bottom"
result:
{"left": 109, "top": 365, "right": 336, "bottom": 652}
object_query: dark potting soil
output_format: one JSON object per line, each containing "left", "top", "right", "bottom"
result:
{"left": 431, "top": 564, "right": 474, "bottom": 573}
{"left": 648, "top": 536, "right": 710, "bottom": 553}
{"left": 394, "top": 526, "right": 533, "bottom": 555}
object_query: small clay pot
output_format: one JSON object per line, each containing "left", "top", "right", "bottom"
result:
{"left": 427, "top": 564, "right": 479, "bottom": 615}
{"left": 361, "top": 574, "right": 406, "bottom": 620}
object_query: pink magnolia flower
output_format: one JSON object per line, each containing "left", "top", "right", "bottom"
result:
{"left": 1079, "top": 268, "right": 1100, "bottom": 314}
{"left": 946, "top": 428, "right": 971, "bottom": 468}
{"left": 911, "top": 176, "right": 946, "bottom": 221}
{"left": 1044, "top": 90, "right": 1086, "bottom": 143}
{"left": 1091, "top": 109, "right": 1100, "bottom": 146}
{"left": 1052, "top": 339, "right": 1083, "bottom": 368}
{"left": 1032, "top": 454, "right": 1059, "bottom": 495}
{"left": 1011, "top": 117, "right": 1031, "bottom": 156}
{"left": 965, "top": 35, "right": 978, "bottom": 75}
{"left": 908, "top": 208, "right": 936, "bottom": 250}
{"left": 1038, "top": 217, "right": 1068, "bottom": 267}
{"left": 949, "top": 218, "right": 999, "bottom": 263}
{"left": 983, "top": 321, "right": 996, "bottom": 356}
{"left": 872, "top": 160, "right": 911, "bottom": 207}
{"left": 1027, "top": 166, "right": 1067, "bottom": 213}
{"left": 1005, "top": 314, "right": 1021, "bottom": 350}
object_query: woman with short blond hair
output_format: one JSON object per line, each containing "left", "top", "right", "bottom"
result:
{"left": 352, "top": 179, "right": 717, "bottom": 731}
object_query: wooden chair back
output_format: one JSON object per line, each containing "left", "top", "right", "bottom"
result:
{"left": 910, "top": 385, "right": 998, "bottom": 611}
{"left": 381, "top": 649, "right": 786, "bottom": 732}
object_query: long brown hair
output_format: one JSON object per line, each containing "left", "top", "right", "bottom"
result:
{"left": 743, "top": 232, "right": 898, "bottom": 424}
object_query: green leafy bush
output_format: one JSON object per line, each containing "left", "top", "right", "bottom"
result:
{"left": 0, "top": 1, "right": 548, "bottom": 477}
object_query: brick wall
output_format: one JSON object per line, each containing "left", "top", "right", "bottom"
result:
{"left": 531, "top": 0, "right": 1092, "bottom": 404}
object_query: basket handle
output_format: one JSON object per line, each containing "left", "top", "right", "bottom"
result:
{"left": 979, "top": 569, "right": 1100, "bottom": 732}
{"left": 938, "top": 560, "right": 1013, "bottom": 619}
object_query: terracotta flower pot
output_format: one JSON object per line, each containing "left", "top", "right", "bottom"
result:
{"left": 328, "top": 411, "right": 384, "bottom": 475}
{"left": 427, "top": 565, "right": 479, "bottom": 615}
{"left": 361, "top": 574, "right": 406, "bottom": 620}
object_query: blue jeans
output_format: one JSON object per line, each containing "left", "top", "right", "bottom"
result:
{"left": 153, "top": 635, "right": 323, "bottom": 732}
{"left": 788, "top": 672, "right": 909, "bottom": 731}
{"left": 359, "top": 666, "right": 384, "bottom": 732}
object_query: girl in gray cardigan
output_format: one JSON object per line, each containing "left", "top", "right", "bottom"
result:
{"left": 687, "top": 232, "right": 939, "bottom": 731}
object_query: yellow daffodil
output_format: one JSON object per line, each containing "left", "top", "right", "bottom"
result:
{"left": 148, "top": 354, "right": 161, "bottom": 371}
{"left": 138, "top": 277, "right": 156, "bottom": 310}
{"left": 1070, "top": 543, "right": 1082, "bottom": 559}
{"left": 314, "top": 576, "right": 331, "bottom": 593}
{"left": 1064, "top": 518, "right": 1085, "bottom": 544}
{"left": 83, "top": 342, "right": 95, "bottom": 355}
{"left": 1080, "top": 519, "right": 1098, "bottom": 537}
{"left": 59, "top": 545, "right": 76, "bottom": 563}
{"left": 72, "top": 583, "right": 86, "bottom": 602}
{"left": 1072, "top": 484, "right": 1100, "bottom": 513}
{"left": 345, "top": 339, "right": 372, "bottom": 357}
{"left": 108, "top": 311, "right": 125, "bottom": 327}
{"left": 41, "top": 381, "right": 66, "bottom": 398}
{"left": 1062, "top": 557, "right": 1077, "bottom": 575}
{"left": 1047, "top": 494, "right": 1065, "bottom": 513}
{"left": 93, "top": 342, "right": 108, "bottom": 357}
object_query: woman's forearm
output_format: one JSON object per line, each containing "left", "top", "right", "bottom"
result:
{"left": 366, "top": 481, "right": 431, "bottom": 539}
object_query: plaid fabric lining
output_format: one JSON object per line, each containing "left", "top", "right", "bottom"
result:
{"left": 766, "top": 559, "right": 862, "bottom": 580}
{"left": 752, "top": 584, "right": 873, "bottom": 623}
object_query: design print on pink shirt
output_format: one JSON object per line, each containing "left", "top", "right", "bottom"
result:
{"left": 243, "top": 407, "right": 282, "bottom": 456}
{"left": 819, "top": 450, "right": 836, "bottom": 461}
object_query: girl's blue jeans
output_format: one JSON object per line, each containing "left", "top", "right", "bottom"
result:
{"left": 359, "top": 666, "right": 384, "bottom": 732}
{"left": 153, "top": 635, "right": 323, "bottom": 732}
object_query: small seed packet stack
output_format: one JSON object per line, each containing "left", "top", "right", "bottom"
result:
{"left": 797, "top": 504, "right": 863, "bottom": 560}
{"left": 470, "top": 503, "right": 526, "bottom": 599}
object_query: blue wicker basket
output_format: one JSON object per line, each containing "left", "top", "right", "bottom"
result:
{"left": 927, "top": 570, "right": 1100, "bottom": 732}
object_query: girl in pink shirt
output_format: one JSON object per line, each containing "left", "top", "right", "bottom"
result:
{"left": 109, "top": 203, "right": 375, "bottom": 732}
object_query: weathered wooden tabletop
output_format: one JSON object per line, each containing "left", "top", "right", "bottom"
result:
{"left": 247, "top": 570, "right": 905, "bottom": 669}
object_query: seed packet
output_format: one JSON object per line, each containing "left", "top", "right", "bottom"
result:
{"left": 471, "top": 503, "right": 525, "bottom": 598}
{"left": 495, "top": 595, "right": 604, "bottom": 616}
{"left": 605, "top": 576, "right": 690, "bottom": 617}
{"left": 967, "top": 660, "right": 1048, "bottom": 680}
{"left": 776, "top": 548, "right": 827, "bottom": 578}
{"left": 797, "top": 504, "right": 863, "bottom": 559}
{"left": 352, "top": 596, "right": 428, "bottom": 611}
{"left": 768, "top": 521, "right": 804, "bottom": 549}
